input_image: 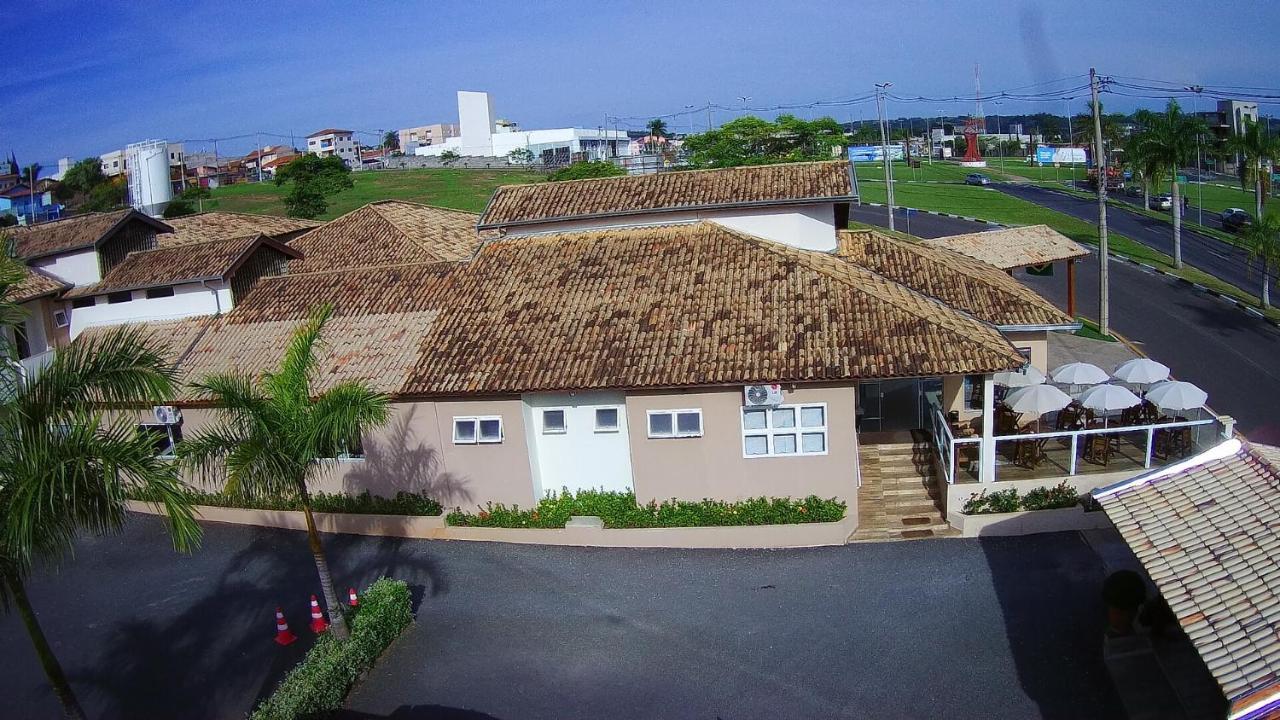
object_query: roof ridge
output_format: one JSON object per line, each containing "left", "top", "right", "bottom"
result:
{"left": 267, "top": 259, "right": 458, "bottom": 280}
{"left": 490, "top": 159, "right": 845, "bottom": 191}
{"left": 366, "top": 199, "right": 478, "bottom": 216}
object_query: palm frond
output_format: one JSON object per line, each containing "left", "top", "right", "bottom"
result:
{"left": 23, "top": 326, "right": 177, "bottom": 423}
{"left": 264, "top": 303, "right": 334, "bottom": 404}
{"left": 305, "top": 381, "right": 390, "bottom": 459}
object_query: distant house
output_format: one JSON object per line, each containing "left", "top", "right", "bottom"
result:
{"left": 243, "top": 145, "right": 298, "bottom": 176}
{"left": 0, "top": 183, "right": 62, "bottom": 223}
{"left": 306, "top": 129, "right": 359, "bottom": 165}
{"left": 398, "top": 123, "right": 459, "bottom": 153}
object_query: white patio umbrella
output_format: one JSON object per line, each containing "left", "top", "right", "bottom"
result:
{"left": 1076, "top": 384, "right": 1142, "bottom": 426}
{"left": 1146, "top": 380, "right": 1208, "bottom": 413}
{"left": 1003, "top": 384, "right": 1074, "bottom": 430}
{"left": 1112, "top": 358, "right": 1171, "bottom": 386}
{"left": 994, "top": 365, "right": 1047, "bottom": 388}
{"left": 1050, "top": 362, "right": 1109, "bottom": 387}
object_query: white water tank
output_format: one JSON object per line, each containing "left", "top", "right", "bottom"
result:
{"left": 126, "top": 139, "right": 173, "bottom": 217}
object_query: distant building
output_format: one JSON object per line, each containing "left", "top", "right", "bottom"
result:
{"left": 243, "top": 145, "right": 298, "bottom": 176}
{"left": 1195, "top": 99, "right": 1259, "bottom": 173}
{"left": 0, "top": 184, "right": 61, "bottom": 223}
{"left": 101, "top": 143, "right": 184, "bottom": 178}
{"left": 306, "top": 129, "right": 359, "bottom": 165}
{"left": 414, "top": 91, "right": 630, "bottom": 165}
{"left": 398, "top": 123, "right": 459, "bottom": 153}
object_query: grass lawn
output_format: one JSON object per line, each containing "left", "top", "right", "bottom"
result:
{"left": 854, "top": 158, "right": 1083, "bottom": 186}
{"left": 1074, "top": 318, "right": 1117, "bottom": 343}
{"left": 206, "top": 167, "right": 543, "bottom": 219}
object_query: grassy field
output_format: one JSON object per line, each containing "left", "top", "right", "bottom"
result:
{"left": 206, "top": 167, "right": 543, "bottom": 219}
{"left": 854, "top": 158, "right": 1084, "bottom": 185}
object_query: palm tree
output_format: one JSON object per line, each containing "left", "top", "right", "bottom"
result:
{"left": 1226, "top": 117, "right": 1280, "bottom": 221}
{"left": 1126, "top": 115, "right": 1165, "bottom": 212}
{"left": 1241, "top": 211, "right": 1280, "bottom": 308}
{"left": 646, "top": 118, "right": 668, "bottom": 139}
{"left": 179, "top": 304, "right": 388, "bottom": 641}
{"left": 0, "top": 256, "right": 200, "bottom": 720}
{"left": 1129, "top": 100, "right": 1208, "bottom": 269}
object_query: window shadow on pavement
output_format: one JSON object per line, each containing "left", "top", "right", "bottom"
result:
{"left": 332, "top": 705, "right": 502, "bottom": 719}
{"left": 979, "top": 532, "right": 1127, "bottom": 720}
{"left": 65, "top": 522, "right": 445, "bottom": 720}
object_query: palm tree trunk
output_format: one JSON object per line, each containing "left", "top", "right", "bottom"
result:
{"left": 298, "top": 484, "right": 349, "bottom": 641}
{"left": 3, "top": 571, "right": 88, "bottom": 720}
{"left": 1264, "top": 257, "right": 1271, "bottom": 310}
{"left": 1172, "top": 173, "right": 1183, "bottom": 269}
{"left": 1257, "top": 162, "right": 1265, "bottom": 221}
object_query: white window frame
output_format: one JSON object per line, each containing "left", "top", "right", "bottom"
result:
{"left": 593, "top": 407, "right": 621, "bottom": 433}
{"left": 541, "top": 408, "right": 568, "bottom": 435}
{"left": 646, "top": 408, "right": 703, "bottom": 439}
{"left": 137, "top": 423, "right": 181, "bottom": 459}
{"left": 741, "top": 403, "right": 828, "bottom": 458}
{"left": 453, "top": 416, "right": 504, "bottom": 445}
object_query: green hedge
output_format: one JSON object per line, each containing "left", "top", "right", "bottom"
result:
{"left": 130, "top": 488, "right": 443, "bottom": 516}
{"left": 446, "top": 490, "right": 845, "bottom": 528}
{"left": 250, "top": 577, "right": 413, "bottom": 720}
{"left": 962, "top": 482, "right": 1079, "bottom": 515}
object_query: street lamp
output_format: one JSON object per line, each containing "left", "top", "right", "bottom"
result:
{"left": 683, "top": 105, "right": 695, "bottom": 136}
{"left": 875, "top": 82, "right": 896, "bottom": 231}
{"left": 1065, "top": 99, "right": 1075, "bottom": 183}
{"left": 994, "top": 100, "right": 1006, "bottom": 174}
{"left": 1186, "top": 85, "right": 1205, "bottom": 226}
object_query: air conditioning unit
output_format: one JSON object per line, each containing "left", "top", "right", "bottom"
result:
{"left": 743, "top": 384, "right": 784, "bottom": 407}
{"left": 153, "top": 405, "right": 182, "bottom": 425}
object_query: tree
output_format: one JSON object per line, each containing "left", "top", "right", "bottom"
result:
{"left": 1226, "top": 117, "right": 1280, "bottom": 221}
{"left": 0, "top": 214, "right": 16, "bottom": 228}
{"left": 1128, "top": 100, "right": 1207, "bottom": 269}
{"left": 179, "top": 305, "right": 389, "bottom": 641}
{"left": 1241, "top": 212, "right": 1280, "bottom": 308}
{"left": 682, "top": 114, "right": 845, "bottom": 168}
{"left": 81, "top": 177, "right": 128, "bottom": 212}
{"left": 382, "top": 131, "right": 399, "bottom": 151}
{"left": 273, "top": 154, "right": 353, "bottom": 219}
{"left": 507, "top": 148, "right": 535, "bottom": 166}
{"left": 21, "top": 163, "right": 41, "bottom": 182}
{"left": 438, "top": 150, "right": 460, "bottom": 167}
{"left": 0, "top": 254, "right": 200, "bottom": 719}
{"left": 646, "top": 118, "right": 668, "bottom": 139}
{"left": 547, "top": 160, "right": 625, "bottom": 181}
{"left": 162, "top": 186, "right": 213, "bottom": 218}
{"left": 53, "top": 158, "right": 107, "bottom": 203}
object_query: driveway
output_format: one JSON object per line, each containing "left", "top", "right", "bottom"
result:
{"left": 2, "top": 516, "right": 1124, "bottom": 719}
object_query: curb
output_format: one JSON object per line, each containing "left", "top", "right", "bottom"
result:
{"left": 862, "top": 202, "right": 1003, "bottom": 227}
{"left": 1100, "top": 249, "right": 1280, "bottom": 329}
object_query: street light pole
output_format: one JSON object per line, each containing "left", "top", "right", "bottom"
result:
{"left": 1065, "top": 99, "right": 1075, "bottom": 183}
{"left": 1091, "top": 68, "right": 1111, "bottom": 336}
{"left": 875, "top": 82, "right": 895, "bottom": 231}
{"left": 683, "top": 105, "right": 695, "bottom": 136}
{"left": 1186, "top": 85, "right": 1205, "bottom": 226}
{"left": 994, "top": 101, "right": 1005, "bottom": 175}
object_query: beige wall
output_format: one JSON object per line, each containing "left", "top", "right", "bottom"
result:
{"left": 150, "top": 399, "right": 537, "bottom": 512}
{"left": 625, "top": 385, "right": 860, "bottom": 510}
{"left": 1004, "top": 330, "right": 1048, "bottom": 373}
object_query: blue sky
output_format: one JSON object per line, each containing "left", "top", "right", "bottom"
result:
{"left": 5, "top": 0, "right": 1279, "bottom": 167}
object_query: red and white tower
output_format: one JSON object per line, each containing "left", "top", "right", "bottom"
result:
{"left": 960, "top": 64, "right": 988, "bottom": 167}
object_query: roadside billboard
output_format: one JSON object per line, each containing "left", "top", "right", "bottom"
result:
{"left": 848, "top": 145, "right": 904, "bottom": 162}
{"left": 1035, "top": 146, "right": 1087, "bottom": 165}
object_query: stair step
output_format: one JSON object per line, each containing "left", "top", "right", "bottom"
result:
{"left": 886, "top": 502, "right": 943, "bottom": 516}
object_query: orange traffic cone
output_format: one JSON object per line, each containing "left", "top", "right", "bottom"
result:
{"left": 273, "top": 606, "right": 297, "bottom": 646}
{"left": 348, "top": 588, "right": 359, "bottom": 608}
{"left": 308, "top": 594, "right": 329, "bottom": 633}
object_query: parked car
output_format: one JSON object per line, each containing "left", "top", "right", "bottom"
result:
{"left": 1220, "top": 207, "right": 1247, "bottom": 223}
{"left": 1222, "top": 209, "right": 1253, "bottom": 232}
{"left": 1124, "top": 185, "right": 1143, "bottom": 198}
{"left": 1150, "top": 195, "right": 1173, "bottom": 211}
{"left": 965, "top": 173, "right": 991, "bottom": 186}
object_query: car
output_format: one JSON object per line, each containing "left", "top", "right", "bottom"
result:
{"left": 1150, "top": 195, "right": 1173, "bottom": 211}
{"left": 1220, "top": 207, "right": 1247, "bottom": 223}
{"left": 1222, "top": 209, "right": 1253, "bottom": 232}
{"left": 964, "top": 173, "right": 991, "bottom": 186}
{"left": 1124, "top": 185, "right": 1143, "bottom": 198}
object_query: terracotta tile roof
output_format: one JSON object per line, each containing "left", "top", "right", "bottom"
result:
{"left": 64, "top": 234, "right": 301, "bottom": 299}
{"left": 261, "top": 155, "right": 299, "bottom": 170}
{"left": 161, "top": 212, "right": 321, "bottom": 248}
{"left": 8, "top": 264, "right": 70, "bottom": 303}
{"left": 402, "top": 222, "right": 1023, "bottom": 395}
{"left": 10, "top": 210, "right": 171, "bottom": 260}
{"left": 924, "top": 225, "right": 1090, "bottom": 270}
{"left": 1094, "top": 439, "right": 1280, "bottom": 718}
{"left": 288, "top": 201, "right": 480, "bottom": 273}
{"left": 477, "top": 161, "right": 854, "bottom": 229}
{"left": 230, "top": 262, "right": 458, "bottom": 322}
{"left": 836, "top": 229, "right": 1075, "bottom": 328}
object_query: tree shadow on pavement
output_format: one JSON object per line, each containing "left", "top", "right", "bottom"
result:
{"left": 68, "top": 522, "right": 445, "bottom": 720}
{"left": 332, "top": 705, "right": 502, "bottom": 720}
{"left": 979, "top": 533, "right": 1127, "bottom": 720}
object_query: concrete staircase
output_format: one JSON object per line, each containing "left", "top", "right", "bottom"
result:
{"left": 849, "top": 437, "right": 957, "bottom": 542}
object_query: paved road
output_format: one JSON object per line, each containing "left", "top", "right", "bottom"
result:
{"left": 1017, "top": 253, "right": 1280, "bottom": 443}
{"left": 2, "top": 516, "right": 1125, "bottom": 720}
{"left": 850, "top": 202, "right": 990, "bottom": 238}
{"left": 998, "top": 184, "right": 1276, "bottom": 299}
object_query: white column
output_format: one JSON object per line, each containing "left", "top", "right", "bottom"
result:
{"left": 980, "top": 375, "right": 996, "bottom": 483}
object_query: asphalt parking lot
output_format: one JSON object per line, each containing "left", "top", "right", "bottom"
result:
{"left": 2, "top": 516, "right": 1124, "bottom": 719}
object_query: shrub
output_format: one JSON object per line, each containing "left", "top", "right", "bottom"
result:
{"left": 129, "top": 488, "right": 443, "bottom": 516}
{"left": 548, "top": 160, "right": 625, "bottom": 181}
{"left": 251, "top": 577, "right": 412, "bottom": 720}
{"left": 446, "top": 490, "right": 845, "bottom": 528}
{"left": 1020, "top": 482, "right": 1079, "bottom": 511}
{"left": 962, "top": 488, "right": 1020, "bottom": 515}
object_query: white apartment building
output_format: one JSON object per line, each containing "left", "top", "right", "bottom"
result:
{"left": 398, "top": 123, "right": 459, "bottom": 152}
{"left": 306, "top": 129, "right": 359, "bottom": 165}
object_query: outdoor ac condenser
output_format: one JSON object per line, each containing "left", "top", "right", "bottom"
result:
{"left": 743, "top": 384, "right": 784, "bottom": 407}
{"left": 152, "top": 405, "right": 182, "bottom": 425}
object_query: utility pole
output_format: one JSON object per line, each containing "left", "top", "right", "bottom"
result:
{"left": 706, "top": 102, "right": 713, "bottom": 132}
{"left": 256, "top": 131, "right": 263, "bottom": 183}
{"left": 1091, "top": 68, "right": 1110, "bottom": 335}
{"left": 1065, "top": 100, "right": 1075, "bottom": 183}
{"left": 875, "top": 82, "right": 895, "bottom": 231}
{"left": 1186, "top": 85, "right": 1205, "bottom": 226}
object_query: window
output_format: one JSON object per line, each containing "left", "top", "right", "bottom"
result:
{"left": 453, "top": 416, "right": 503, "bottom": 444}
{"left": 137, "top": 424, "right": 182, "bottom": 458}
{"left": 541, "top": 409, "right": 566, "bottom": 434}
{"left": 71, "top": 297, "right": 95, "bottom": 309}
{"left": 53, "top": 310, "right": 69, "bottom": 328}
{"left": 594, "top": 407, "right": 620, "bottom": 433}
{"left": 107, "top": 291, "right": 133, "bottom": 304}
{"left": 647, "top": 409, "right": 702, "bottom": 438}
{"left": 742, "top": 404, "right": 827, "bottom": 458}
{"left": 963, "top": 375, "right": 984, "bottom": 411}
{"left": 145, "top": 286, "right": 175, "bottom": 299}
{"left": 336, "top": 436, "right": 365, "bottom": 460}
